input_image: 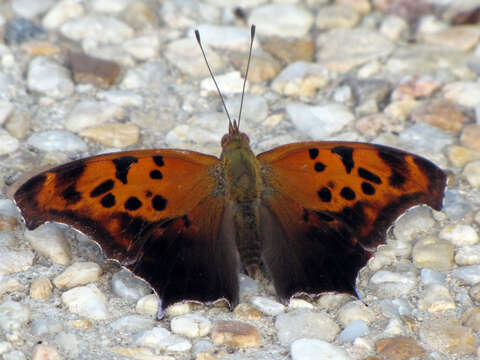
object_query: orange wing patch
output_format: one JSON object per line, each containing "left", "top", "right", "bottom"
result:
{"left": 14, "top": 149, "right": 220, "bottom": 262}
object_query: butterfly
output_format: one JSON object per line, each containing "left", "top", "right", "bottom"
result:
{"left": 13, "top": 26, "right": 446, "bottom": 319}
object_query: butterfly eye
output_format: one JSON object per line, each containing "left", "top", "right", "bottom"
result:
{"left": 221, "top": 134, "right": 230, "bottom": 147}
{"left": 240, "top": 133, "right": 250, "bottom": 144}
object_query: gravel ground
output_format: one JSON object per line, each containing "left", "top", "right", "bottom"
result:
{"left": 1, "top": 0, "right": 480, "bottom": 359}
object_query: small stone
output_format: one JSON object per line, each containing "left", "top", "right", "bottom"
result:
{"left": 383, "top": 99, "right": 418, "bottom": 121}
{"left": 249, "top": 296, "right": 285, "bottom": 316}
{"left": 111, "top": 269, "right": 151, "bottom": 302}
{"left": 80, "top": 123, "right": 139, "bottom": 147}
{"left": 0, "top": 247, "right": 34, "bottom": 275}
{"left": 212, "top": 321, "right": 260, "bottom": 347}
{"left": 231, "top": 50, "right": 281, "bottom": 83}
{"left": 419, "top": 319, "right": 476, "bottom": 355}
{"left": 0, "top": 129, "right": 19, "bottom": 155}
{"left": 27, "top": 56, "right": 74, "bottom": 98}
{"left": 62, "top": 284, "right": 109, "bottom": 320}
{"left": 337, "top": 0, "right": 371, "bottom": 14}
{"left": 42, "top": 0, "right": 85, "bottom": 29}
{"left": 0, "top": 100, "right": 13, "bottom": 126}
{"left": 109, "top": 315, "right": 155, "bottom": 333}
{"left": 391, "top": 75, "right": 441, "bottom": 101}
{"left": 461, "top": 124, "right": 480, "bottom": 152}
{"left": 420, "top": 269, "right": 446, "bottom": 285}
{"left": 393, "top": 207, "right": 435, "bottom": 242}
{"left": 30, "top": 276, "right": 53, "bottom": 300}
{"left": 60, "top": 15, "right": 133, "bottom": 43}
{"left": 376, "top": 336, "right": 426, "bottom": 360}
{"left": 91, "top": 0, "right": 131, "bottom": 13}
{"left": 249, "top": 4, "right": 314, "bottom": 38}
{"left": 419, "top": 284, "right": 455, "bottom": 312}
{"left": 96, "top": 90, "right": 143, "bottom": 107}
{"left": 286, "top": 103, "right": 354, "bottom": 138}
{"left": 135, "top": 326, "right": 192, "bottom": 352}
{"left": 5, "top": 111, "right": 30, "bottom": 139}
{"left": 165, "top": 302, "right": 193, "bottom": 317}
{"left": 412, "top": 238, "right": 454, "bottom": 271}
{"left": 288, "top": 298, "right": 314, "bottom": 309}
{"left": 422, "top": 26, "right": 480, "bottom": 52}
{"left": 192, "top": 25, "right": 251, "bottom": 50}
{"left": 27, "top": 130, "right": 87, "bottom": 153}
{"left": 275, "top": 310, "right": 340, "bottom": 346}
{"left": 123, "top": 1, "right": 157, "bottom": 30}
{"left": 456, "top": 244, "right": 480, "bottom": 265}
{"left": 463, "top": 308, "right": 480, "bottom": 331}
{"left": 271, "top": 61, "right": 329, "bottom": 96}
{"left": 316, "top": 28, "right": 393, "bottom": 73}
{"left": 136, "top": 294, "right": 159, "bottom": 317}
{"left": 291, "top": 339, "right": 351, "bottom": 360}
{"left": 24, "top": 224, "right": 71, "bottom": 265}
{"left": 123, "top": 34, "right": 160, "bottom": 60}
{"left": 263, "top": 38, "right": 314, "bottom": 63}
{"left": 0, "top": 215, "right": 17, "bottom": 232}
{"left": 452, "top": 265, "right": 480, "bottom": 285}
{"left": 369, "top": 269, "right": 417, "bottom": 297}
{"left": 5, "top": 18, "right": 47, "bottom": 44}
{"left": 443, "top": 82, "right": 480, "bottom": 108}
{"left": 31, "top": 317, "right": 64, "bottom": 336}
{"left": 440, "top": 224, "right": 479, "bottom": 246}
{"left": 411, "top": 99, "right": 466, "bottom": 132}
{"left": 65, "top": 100, "right": 125, "bottom": 132}
{"left": 337, "top": 320, "right": 369, "bottom": 343}
{"left": 2, "top": 350, "right": 26, "bottom": 360}
{"left": 53, "top": 262, "right": 102, "bottom": 289}
{"left": 120, "top": 62, "right": 167, "bottom": 89}
{"left": 12, "top": 0, "right": 54, "bottom": 18}
{"left": 0, "top": 301, "right": 31, "bottom": 332}
{"left": 71, "top": 318, "right": 92, "bottom": 329}
{"left": 201, "top": 71, "right": 247, "bottom": 95}
{"left": 380, "top": 15, "right": 408, "bottom": 40}
{"left": 337, "top": 301, "right": 376, "bottom": 326}
{"left": 67, "top": 51, "right": 121, "bottom": 88}
{"left": 110, "top": 346, "right": 174, "bottom": 360}
{"left": 233, "top": 303, "right": 262, "bottom": 321}
{"left": 464, "top": 161, "right": 480, "bottom": 188}
{"left": 447, "top": 145, "right": 480, "bottom": 167}
{"left": 316, "top": 5, "right": 359, "bottom": 29}
{"left": 171, "top": 314, "right": 212, "bottom": 338}
{"left": 55, "top": 332, "right": 80, "bottom": 358}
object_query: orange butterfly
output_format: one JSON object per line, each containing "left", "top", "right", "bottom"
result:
{"left": 13, "top": 26, "right": 446, "bottom": 319}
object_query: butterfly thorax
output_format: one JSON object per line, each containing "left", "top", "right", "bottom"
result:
{"left": 220, "top": 132, "right": 263, "bottom": 277}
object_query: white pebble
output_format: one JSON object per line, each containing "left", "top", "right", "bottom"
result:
{"left": 42, "top": 0, "right": 84, "bottom": 29}
{"left": 443, "top": 81, "right": 480, "bottom": 108}
{"left": 54, "top": 332, "right": 80, "bottom": 357}
{"left": 275, "top": 310, "right": 340, "bottom": 346}
{"left": 250, "top": 296, "right": 285, "bottom": 316}
{"left": 111, "top": 269, "right": 151, "bottom": 302}
{"left": 24, "top": 224, "right": 71, "bottom": 265}
{"left": 419, "top": 284, "right": 455, "bottom": 312}
{"left": 27, "top": 130, "right": 87, "bottom": 153}
{"left": 337, "top": 320, "right": 369, "bottom": 342}
{"left": 440, "top": 224, "right": 479, "bottom": 246}
{"left": 201, "top": 71, "right": 247, "bottom": 95}
{"left": 65, "top": 100, "right": 124, "bottom": 132}
{"left": 61, "top": 284, "right": 109, "bottom": 320}
{"left": 0, "top": 276, "right": 24, "bottom": 297}
{"left": 0, "top": 301, "right": 31, "bottom": 332}
{"left": 291, "top": 338, "right": 351, "bottom": 360}
{"left": 31, "top": 317, "right": 64, "bottom": 336}
{"left": 30, "top": 276, "right": 53, "bottom": 300}
{"left": 60, "top": 15, "right": 133, "bottom": 43}
{"left": 3, "top": 350, "right": 26, "bottom": 360}
{"left": 91, "top": 0, "right": 131, "bottom": 13}
{"left": 464, "top": 161, "right": 480, "bottom": 188}
{"left": 120, "top": 62, "right": 167, "bottom": 89}
{"left": 27, "top": 56, "right": 74, "bottom": 98}
{"left": 369, "top": 269, "right": 417, "bottom": 296}
{"left": 420, "top": 269, "right": 446, "bottom": 285}
{"left": 135, "top": 326, "right": 192, "bottom": 352}
{"left": 286, "top": 103, "right": 354, "bottom": 138}
{"left": 412, "top": 238, "right": 454, "bottom": 271}
{"left": 0, "top": 200, "right": 18, "bottom": 217}
{"left": 452, "top": 265, "right": 480, "bottom": 285}
{"left": 250, "top": 4, "right": 314, "bottom": 38}
{"left": 136, "top": 294, "right": 159, "bottom": 317}
{"left": 170, "top": 314, "right": 212, "bottom": 338}
{"left": 0, "top": 100, "right": 13, "bottom": 125}
{"left": 0, "top": 129, "right": 19, "bottom": 155}
{"left": 0, "top": 247, "right": 34, "bottom": 275}
{"left": 456, "top": 244, "right": 480, "bottom": 265}
{"left": 53, "top": 262, "right": 102, "bottom": 289}
{"left": 123, "top": 34, "right": 160, "bottom": 60}
{"left": 96, "top": 90, "right": 143, "bottom": 107}
{"left": 193, "top": 25, "right": 252, "bottom": 50}
{"left": 12, "top": 0, "right": 54, "bottom": 18}
{"left": 31, "top": 343, "right": 61, "bottom": 360}
{"left": 109, "top": 315, "right": 155, "bottom": 333}
{"left": 393, "top": 207, "right": 435, "bottom": 242}
{"left": 337, "top": 301, "right": 375, "bottom": 326}
{"left": 271, "top": 61, "right": 329, "bottom": 96}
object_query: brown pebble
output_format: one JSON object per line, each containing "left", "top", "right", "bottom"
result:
{"left": 0, "top": 215, "right": 18, "bottom": 232}
{"left": 263, "top": 37, "right": 314, "bottom": 63}
{"left": 411, "top": 99, "right": 466, "bottom": 132}
{"left": 460, "top": 124, "right": 480, "bottom": 152}
{"left": 30, "top": 276, "right": 53, "bottom": 301}
{"left": 212, "top": 321, "right": 260, "bottom": 347}
{"left": 230, "top": 51, "right": 281, "bottom": 82}
{"left": 419, "top": 319, "right": 476, "bottom": 355}
{"left": 67, "top": 51, "right": 121, "bottom": 88}
{"left": 391, "top": 75, "right": 441, "bottom": 101}
{"left": 376, "top": 336, "right": 426, "bottom": 360}
{"left": 234, "top": 303, "right": 262, "bottom": 321}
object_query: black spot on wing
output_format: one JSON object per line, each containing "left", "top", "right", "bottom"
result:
{"left": 55, "top": 161, "right": 86, "bottom": 188}
{"left": 389, "top": 171, "right": 406, "bottom": 188}
{"left": 150, "top": 170, "right": 163, "bottom": 179}
{"left": 183, "top": 215, "right": 191, "bottom": 228}
{"left": 378, "top": 150, "right": 408, "bottom": 173}
{"left": 361, "top": 182, "right": 375, "bottom": 195}
{"left": 340, "top": 187, "right": 355, "bottom": 201}
{"left": 61, "top": 185, "right": 81, "bottom": 204}
{"left": 318, "top": 187, "right": 332, "bottom": 202}
{"left": 16, "top": 174, "right": 47, "bottom": 198}
{"left": 331, "top": 146, "right": 354, "bottom": 174}
{"left": 101, "top": 193, "right": 116, "bottom": 208}
{"left": 314, "top": 211, "right": 334, "bottom": 222}
{"left": 152, "top": 195, "right": 167, "bottom": 211}
{"left": 153, "top": 156, "right": 164, "bottom": 167}
{"left": 125, "top": 197, "right": 142, "bottom": 211}
{"left": 90, "top": 179, "right": 114, "bottom": 197}
{"left": 113, "top": 156, "right": 138, "bottom": 185}
{"left": 309, "top": 148, "right": 319, "bottom": 159}
{"left": 336, "top": 202, "right": 366, "bottom": 231}
{"left": 314, "top": 162, "right": 326, "bottom": 172}
{"left": 358, "top": 167, "right": 382, "bottom": 184}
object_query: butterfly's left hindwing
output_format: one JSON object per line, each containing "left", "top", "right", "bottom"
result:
{"left": 258, "top": 141, "right": 446, "bottom": 300}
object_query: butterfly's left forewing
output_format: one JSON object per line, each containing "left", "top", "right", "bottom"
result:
{"left": 14, "top": 149, "right": 239, "bottom": 313}
{"left": 258, "top": 141, "right": 446, "bottom": 301}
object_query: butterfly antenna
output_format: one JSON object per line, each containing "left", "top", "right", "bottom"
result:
{"left": 238, "top": 24, "right": 255, "bottom": 130}
{"left": 195, "top": 29, "right": 233, "bottom": 129}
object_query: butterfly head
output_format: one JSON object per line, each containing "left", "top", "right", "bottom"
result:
{"left": 221, "top": 119, "right": 250, "bottom": 151}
